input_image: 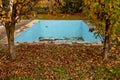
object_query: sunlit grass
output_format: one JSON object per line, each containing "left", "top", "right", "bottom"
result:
{"left": 23, "top": 13, "right": 88, "bottom": 20}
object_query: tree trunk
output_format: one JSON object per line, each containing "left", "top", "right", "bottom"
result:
{"left": 5, "top": 23, "right": 16, "bottom": 60}
{"left": 49, "top": 0, "right": 54, "bottom": 14}
{"left": 103, "top": 33, "right": 110, "bottom": 59}
{"left": 103, "top": 19, "right": 110, "bottom": 59}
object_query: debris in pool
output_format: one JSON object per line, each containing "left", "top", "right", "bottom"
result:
{"left": 39, "top": 38, "right": 64, "bottom": 41}
{"left": 64, "top": 37, "right": 70, "bottom": 40}
{"left": 45, "top": 26, "right": 48, "bottom": 28}
{"left": 89, "top": 28, "right": 95, "bottom": 32}
{"left": 74, "top": 37, "right": 84, "bottom": 41}
{"left": 39, "top": 37, "right": 44, "bottom": 40}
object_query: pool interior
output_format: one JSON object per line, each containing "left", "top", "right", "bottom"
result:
{"left": 15, "top": 20, "right": 102, "bottom": 43}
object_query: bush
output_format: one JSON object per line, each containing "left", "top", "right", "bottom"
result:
{"left": 58, "top": 0, "right": 83, "bottom": 14}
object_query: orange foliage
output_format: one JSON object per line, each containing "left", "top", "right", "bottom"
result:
{"left": 13, "top": 0, "right": 17, "bottom": 4}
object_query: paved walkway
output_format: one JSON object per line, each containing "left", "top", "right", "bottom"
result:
{"left": 83, "top": 20, "right": 96, "bottom": 29}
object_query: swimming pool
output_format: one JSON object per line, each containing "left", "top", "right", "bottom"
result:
{"left": 15, "top": 20, "right": 102, "bottom": 43}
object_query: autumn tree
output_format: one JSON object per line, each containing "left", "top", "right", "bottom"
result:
{"left": 48, "top": 0, "right": 61, "bottom": 14}
{"left": 0, "top": 0, "right": 39, "bottom": 59}
{"left": 84, "top": 0, "right": 120, "bottom": 59}
{"left": 58, "top": 0, "right": 83, "bottom": 14}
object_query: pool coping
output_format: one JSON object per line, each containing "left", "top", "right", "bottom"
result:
{"left": 15, "top": 41, "right": 102, "bottom": 46}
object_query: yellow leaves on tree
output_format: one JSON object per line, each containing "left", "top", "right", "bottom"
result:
{"left": 1, "top": 0, "right": 40, "bottom": 59}
{"left": 84, "top": 0, "right": 120, "bottom": 59}
{"left": 0, "top": 0, "right": 2, "bottom": 5}
{"left": 1, "top": 10, "right": 5, "bottom": 15}
{"left": 13, "top": 0, "right": 17, "bottom": 4}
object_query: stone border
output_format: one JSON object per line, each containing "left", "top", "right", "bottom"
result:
{"left": 15, "top": 41, "right": 103, "bottom": 47}
{"left": 15, "top": 40, "right": 103, "bottom": 46}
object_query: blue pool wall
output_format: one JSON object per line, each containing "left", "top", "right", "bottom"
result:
{"left": 81, "top": 21, "right": 101, "bottom": 42}
{"left": 15, "top": 20, "right": 102, "bottom": 43}
{"left": 39, "top": 20, "right": 82, "bottom": 39}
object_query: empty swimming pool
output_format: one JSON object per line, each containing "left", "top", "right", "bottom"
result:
{"left": 15, "top": 20, "right": 102, "bottom": 43}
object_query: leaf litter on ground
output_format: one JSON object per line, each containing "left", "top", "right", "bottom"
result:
{"left": 0, "top": 43, "right": 120, "bottom": 79}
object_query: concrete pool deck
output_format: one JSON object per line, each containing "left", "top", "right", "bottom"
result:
{"left": 0, "top": 20, "right": 102, "bottom": 46}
